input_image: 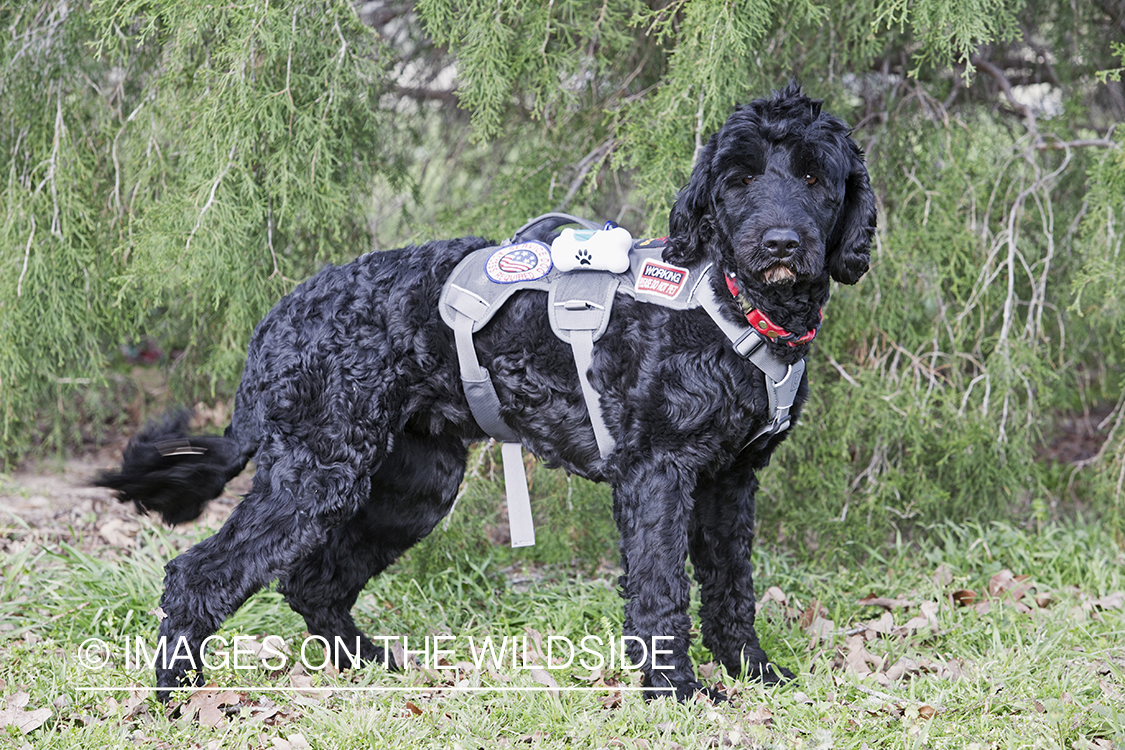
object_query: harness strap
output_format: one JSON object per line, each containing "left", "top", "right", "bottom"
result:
{"left": 508, "top": 212, "right": 601, "bottom": 244}
{"left": 694, "top": 273, "right": 790, "bottom": 382}
{"left": 569, "top": 327, "right": 616, "bottom": 458}
{"left": 450, "top": 301, "right": 536, "bottom": 547}
{"left": 694, "top": 271, "right": 805, "bottom": 445}
{"left": 549, "top": 272, "right": 620, "bottom": 459}
{"left": 451, "top": 302, "right": 520, "bottom": 444}
{"left": 502, "top": 442, "right": 536, "bottom": 547}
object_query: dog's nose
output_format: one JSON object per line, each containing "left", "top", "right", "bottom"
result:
{"left": 762, "top": 228, "right": 800, "bottom": 258}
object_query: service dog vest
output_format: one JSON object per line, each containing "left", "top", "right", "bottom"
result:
{"left": 438, "top": 214, "right": 806, "bottom": 546}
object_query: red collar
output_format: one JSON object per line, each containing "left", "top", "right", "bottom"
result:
{"left": 724, "top": 273, "right": 821, "bottom": 347}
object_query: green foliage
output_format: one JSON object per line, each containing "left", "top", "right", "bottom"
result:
{"left": 2, "top": 0, "right": 1124, "bottom": 553}
{"left": 1, "top": 1, "right": 404, "bottom": 456}
{"left": 874, "top": 0, "right": 1021, "bottom": 76}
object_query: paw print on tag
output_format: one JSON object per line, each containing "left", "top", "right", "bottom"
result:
{"left": 576, "top": 248, "right": 592, "bottom": 266}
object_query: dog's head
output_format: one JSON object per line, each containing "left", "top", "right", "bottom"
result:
{"left": 666, "top": 83, "right": 876, "bottom": 295}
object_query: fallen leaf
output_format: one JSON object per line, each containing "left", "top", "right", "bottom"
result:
{"left": 240, "top": 635, "right": 290, "bottom": 667}
{"left": 756, "top": 586, "right": 789, "bottom": 615}
{"left": 864, "top": 611, "right": 896, "bottom": 638}
{"left": 288, "top": 664, "right": 331, "bottom": 700}
{"left": 0, "top": 692, "right": 52, "bottom": 734}
{"left": 524, "top": 627, "right": 547, "bottom": 664}
{"left": 799, "top": 600, "right": 835, "bottom": 640}
{"left": 284, "top": 733, "right": 311, "bottom": 750}
{"left": 529, "top": 668, "right": 559, "bottom": 697}
{"left": 857, "top": 595, "right": 915, "bottom": 610}
{"left": 805, "top": 613, "right": 836, "bottom": 641}
{"left": 841, "top": 635, "right": 881, "bottom": 678}
{"left": 951, "top": 589, "right": 977, "bottom": 606}
{"left": 404, "top": 701, "right": 423, "bottom": 717}
{"left": 97, "top": 517, "right": 140, "bottom": 548}
{"left": 989, "top": 570, "right": 1034, "bottom": 602}
{"left": 745, "top": 705, "right": 773, "bottom": 726}
{"left": 917, "top": 704, "right": 936, "bottom": 720}
{"left": 1089, "top": 592, "right": 1124, "bottom": 611}
{"left": 600, "top": 690, "right": 623, "bottom": 709}
{"left": 932, "top": 564, "right": 953, "bottom": 588}
{"left": 183, "top": 688, "right": 243, "bottom": 728}
{"left": 898, "top": 601, "right": 940, "bottom": 634}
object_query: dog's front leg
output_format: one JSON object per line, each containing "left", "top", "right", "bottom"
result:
{"left": 689, "top": 466, "right": 794, "bottom": 684}
{"left": 612, "top": 462, "right": 701, "bottom": 701}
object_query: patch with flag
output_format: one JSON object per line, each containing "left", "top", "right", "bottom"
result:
{"left": 485, "top": 241, "right": 553, "bottom": 284}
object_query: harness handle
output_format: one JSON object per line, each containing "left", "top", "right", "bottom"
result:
{"left": 507, "top": 213, "right": 602, "bottom": 244}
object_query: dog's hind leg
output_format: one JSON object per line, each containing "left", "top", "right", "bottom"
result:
{"left": 278, "top": 433, "right": 467, "bottom": 671}
{"left": 152, "top": 442, "right": 380, "bottom": 700}
{"left": 689, "top": 464, "right": 794, "bottom": 685}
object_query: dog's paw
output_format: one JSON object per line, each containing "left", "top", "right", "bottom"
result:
{"left": 155, "top": 667, "right": 204, "bottom": 704}
{"left": 641, "top": 676, "right": 716, "bottom": 703}
{"left": 749, "top": 662, "right": 796, "bottom": 685}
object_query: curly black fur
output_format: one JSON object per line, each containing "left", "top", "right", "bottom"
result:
{"left": 96, "top": 83, "right": 875, "bottom": 702}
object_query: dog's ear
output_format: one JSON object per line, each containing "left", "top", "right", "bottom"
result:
{"left": 826, "top": 143, "right": 877, "bottom": 285}
{"left": 665, "top": 134, "right": 718, "bottom": 266}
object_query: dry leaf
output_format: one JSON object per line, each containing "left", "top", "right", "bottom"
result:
{"left": 1089, "top": 592, "right": 1125, "bottom": 610}
{"left": 988, "top": 570, "right": 1034, "bottom": 601}
{"left": 184, "top": 688, "right": 243, "bottom": 728}
{"left": 857, "top": 594, "right": 914, "bottom": 610}
{"left": 0, "top": 692, "right": 52, "bottom": 734}
{"left": 284, "top": 733, "right": 312, "bottom": 750}
{"left": 745, "top": 705, "right": 773, "bottom": 726}
{"left": 756, "top": 586, "right": 788, "bottom": 615}
{"left": 805, "top": 613, "right": 836, "bottom": 641}
{"left": 932, "top": 564, "right": 953, "bottom": 588}
{"left": 287, "top": 664, "right": 330, "bottom": 700}
{"left": 841, "top": 635, "right": 881, "bottom": 678}
{"left": 524, "top": 627, "right": 547, "bottom": 664}
{"left": 529, "top": 667, "right": 559, "bottom": 696}
{"left": 97, "top": 517, "right": 139, "bottom": 548}
{"left": 951, "top": 589, "right": 976, "bottom": 606}
{"left": 404, "top": 701, "right": 423, "bottom": 717}
{"left": 864, "top": 611, "right": 896, "bottom": 638}
{"left": 600, "top": 690, "right": 623, "bottom": 709}
{"left": 899, "top": 601, "right": 940, "bottom": 634}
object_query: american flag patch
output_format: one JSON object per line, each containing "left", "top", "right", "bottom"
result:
{"left": 485, "top": 242, "right": 553, "bottom": 284}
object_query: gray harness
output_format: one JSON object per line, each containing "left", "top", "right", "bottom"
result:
{"left": 438, "top": 214, "right": 805, "bottom": 545}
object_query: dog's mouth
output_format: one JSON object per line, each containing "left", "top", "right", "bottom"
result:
{"left": 762, "top": 265, "right": 797, "bottom": 285}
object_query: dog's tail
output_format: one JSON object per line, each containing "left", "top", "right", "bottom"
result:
{"left": 95, "top": 410, "right": 252, "bottom": 525}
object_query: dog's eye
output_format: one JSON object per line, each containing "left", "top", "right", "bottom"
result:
{"left": 741, "top": 175, "right": 755, "bottom": 185}
{"left": 804, "top": 174, "right": 818, "bottom": 186}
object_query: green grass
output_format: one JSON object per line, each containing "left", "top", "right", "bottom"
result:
{"left": 1, "top": 519, "right": 1123, "bottom": 749}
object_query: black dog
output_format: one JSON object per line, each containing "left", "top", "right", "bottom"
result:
{"left": 98, "top": 83, "right": 875, "bottom": 701}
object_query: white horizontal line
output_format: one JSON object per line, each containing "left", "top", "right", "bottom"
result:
{"left": 77, "top": 685, "right": 662, "bottom": 693}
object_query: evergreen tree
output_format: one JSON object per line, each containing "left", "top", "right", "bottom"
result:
{"left": 2, "top": 0, "right": 1122, "bottom": 549}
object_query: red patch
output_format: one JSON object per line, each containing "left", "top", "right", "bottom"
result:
{"left": 635, "top": 259, "right": 689, "bottom": 300}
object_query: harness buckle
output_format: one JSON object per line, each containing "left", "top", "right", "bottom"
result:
{"left": 732, "top": 329, "right": 766, "bottom": 359}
